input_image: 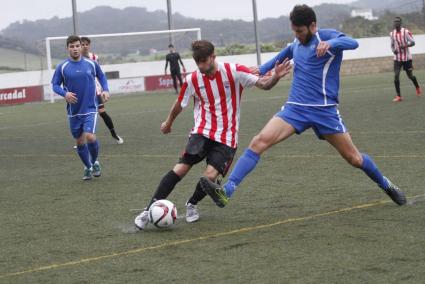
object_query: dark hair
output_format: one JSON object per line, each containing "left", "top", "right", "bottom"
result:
{"left": 168, "top": 44, "right": 174, "bottom": 48}
{"left": 394, "top": 16, "right": 402, "bottom": 22}
{"left": 191, "top": 40, "right": 214, "bottom": 63}
{"left": 66, "top": 35, "right": 81, "bottom": 46}
{"left": 80, "top": 36, "right": 91, "bottom": 44}
{"left": 290, "top": 5, "right": 316, "bottom": 27}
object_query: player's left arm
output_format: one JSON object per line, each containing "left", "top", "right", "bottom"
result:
{"left": 177, "top": 53, "right": 186, "bottom": 72}
{"left": 94, "top": 62, "right": 110, "bottom": 101}
{"left": 317, "top": 31, "right": 358, "bottom": 57}
{"left": 405, "top": 30, "right": 415, "bottom": 47}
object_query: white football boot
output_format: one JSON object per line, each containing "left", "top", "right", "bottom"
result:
{"left": 134, "top": 210, "right": 150, "bottom": 230}
{"left": 185, "top": 202, "right": 200, "bottom": 223}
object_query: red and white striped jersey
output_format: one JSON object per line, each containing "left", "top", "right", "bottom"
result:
{"left": 86, "top": 52, "right": 102, "bottom": 95}
{"left": 178, "top": 62, "right": 259, "bottom": 148}
{"left": 88, "top": 52, "right": 99, "bottom": 63}
{"left": 390, "top": 28, "right": 414, "bottom": 62}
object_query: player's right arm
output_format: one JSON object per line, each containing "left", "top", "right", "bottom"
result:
{"left": 258, "top": 45, "right": 293, "bottom": 76}
{"left": 51, "top": 63, "right": 77, "bottom": 104}
{"left": 161, "top": 77, "right": 194, "bottom": 134}
{"left": 390, "top": 33, "right": 398, "bottom": 54}
{"left": 161, "top": 100, "right": 183, "bottom": 134}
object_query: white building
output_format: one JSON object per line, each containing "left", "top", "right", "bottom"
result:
{"left": 351, "top": 8, "right": 378, "bottom": 20}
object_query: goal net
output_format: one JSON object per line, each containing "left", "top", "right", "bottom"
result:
{"left": 45, "top": 28, "right": 201, "bottom": 102}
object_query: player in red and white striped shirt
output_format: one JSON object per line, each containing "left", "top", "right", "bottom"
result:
{"left": 390, "top": 17, "right": 421, "bottom": 102}
{"left": 134, "top": 40, "right": 292, "bottom": 229}
{"left": 81, "top": 37, "right": 124, "bottom": 144}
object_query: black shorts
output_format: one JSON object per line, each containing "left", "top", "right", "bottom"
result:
{"left": 97, "top": 95, "right": 105, "bottom": 109}
{"left": 394, "top": 60, "right": 413, "bottom": 72}
{"left": 179, "top": 134, "right": 236, "bottom": 176}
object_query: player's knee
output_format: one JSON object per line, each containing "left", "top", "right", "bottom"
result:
{"left": 250, "top": 133, "right": 269, "bottom": 154}
{"left": 86, "top": 133, "right": 96, "bottom": 143}
{"left": 346, "top": 153, "right": 363, "bottom": 168}
{"left": 173, "top": 164, "right": 190, "bottom": 178}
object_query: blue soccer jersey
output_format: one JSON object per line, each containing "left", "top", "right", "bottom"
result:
{"left": 259, "top": 29, "right": 358, "bottom": 106}
{"left": 51, "top": 58, "right": 109, "bottom": 116}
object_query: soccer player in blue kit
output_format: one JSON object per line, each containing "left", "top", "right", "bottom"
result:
{"left": 201, "top": 5, "right": 407, "bottom": 207}
{"left": 52, "top": 35, "right": 110, "bottom": 180}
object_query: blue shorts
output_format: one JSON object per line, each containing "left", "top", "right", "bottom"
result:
{"left": 68, "top": 113, "right": 98, "bottom": 139}
{"left": 276, "top": 104, "right": 347, "bottom": 140}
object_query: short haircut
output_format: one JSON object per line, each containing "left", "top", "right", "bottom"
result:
{"left": 168, "top": 44, "right": 174, "bottom": 48}
{"left": 394, "top": 16, "right": 402, "bottom": 22}
{"left": 191, "top": 40, "right": 214, "bottom": 63}
{"left": 66, "top": 35, "right": 81, "bottom": 47}
{"left": 81, "top": 36, "right": 91, "bottom": 44}
{"left": 290, "top": 4, "right": 316, "bottom": 27}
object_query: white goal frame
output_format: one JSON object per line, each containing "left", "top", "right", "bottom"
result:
{"left": 45, "top": 28, "right": 201, "bottom": 102}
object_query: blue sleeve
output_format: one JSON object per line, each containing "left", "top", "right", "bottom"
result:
{"left": 325, "top": 30, "right": 358, "bottom": 52}
{"left": 95, "top": 62, "right": 109, "bottom": 92}
{"left": 259, "top": 44, "right": 293, "bottom": 76}
{"left": 51, "top": 64, "right": 67, "bottom": 97}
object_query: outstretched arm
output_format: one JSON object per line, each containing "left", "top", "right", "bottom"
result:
{"left": 255, "top": 59, "right": 292, "bottom": 90}
{"left": 259, "top": 45, "right": 293, "bottom": 76}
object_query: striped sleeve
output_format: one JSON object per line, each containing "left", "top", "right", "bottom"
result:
{"left": 177, "top": 73, "right": 195, "bottom": 108}
{"left": 235, "top": 64, "right": 258, "bottom": 88}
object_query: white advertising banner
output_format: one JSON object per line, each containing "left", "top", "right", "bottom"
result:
{"left": 107, "top": 77, "right": 145, "bottom": 95}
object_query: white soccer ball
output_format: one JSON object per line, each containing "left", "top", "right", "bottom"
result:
{"left": 149, "top": 199, "right": 177, "bottom": 228}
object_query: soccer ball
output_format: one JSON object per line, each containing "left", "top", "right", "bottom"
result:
{"left": 149, "top": 199, "right": 177, "bottom": 228}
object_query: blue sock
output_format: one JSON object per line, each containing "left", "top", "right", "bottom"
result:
{"left": 87, "top": 140, "right": 99, "bottom": 164}
{"left": 224, "top": 148, "right": 260, "bottom": 197}
{"left": 77, "top": 144, "right": 92, "bottom": 169}
{"left": 361, "top": 153, "right": 388, "bottom": 190}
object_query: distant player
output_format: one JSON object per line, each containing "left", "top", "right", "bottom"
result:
{"left": 390, "top": 17, "right": 421, "bottom": 102}
{"left": 52, "top": 35, "right": 109, "bottom": 180}
{"left": 201, "top": 5, "right": 406, "bottom": 208}
{"left": 81, "top": 36, "right": 124, "bottom": 144}
{"left": 134, "top": 40, "right": 292, "bottom": 230}
{"left": 165, "top": 44, "right": 186, "bottom": 94}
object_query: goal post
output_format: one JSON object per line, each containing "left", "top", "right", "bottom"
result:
{"left": 45, "top": 28, "right": 201, "bottom": 102}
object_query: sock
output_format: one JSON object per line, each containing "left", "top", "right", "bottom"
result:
{"left": 394, "top": 79, "right": 401, "bottom": 96}
{"left": 188, "top": 181, "right": 207, "bottom": 205}
{"left": 100, "top": 111, "right": 119, "bottom": 139}
{"left": 224, "top": 148, "right": 260, "bottom": 197}
{"left": 87, "top": 140, "right": 99, "bottom": 164}
{"left": 360, "top": 153, "right": 388, "bottom": 190}
{"left": 147, "top": 170, "right": 181, "bottom": 208}
{"left": 411, "top": 76, "right": 419, "bottom": 89}
{"left": 77, "top": 144, "right": 92, "bottom": 169}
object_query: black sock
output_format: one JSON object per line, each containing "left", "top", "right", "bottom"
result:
{"left": 394, "top": 79, "right": 401, "bottom": 96}
{"left": 411, "top": 76, "right": 419, "bottom": 89}
{"left": 187, "top": 181, "right": 207, "bottom": 205}
{"left": 99, "top": 111, "right": 119, "bottom": 139}
{"left": 147, "top": 170, "right": 181, "bottom": 208}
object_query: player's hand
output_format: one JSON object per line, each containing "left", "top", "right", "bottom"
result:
{"left": 161, "top": 121, "right": 172, "bottom": 134}
{"left": 273, "top": 58, "right": 292, "bottom": 79}
{"left": 249, "top": 66, "right": 260, "bottom": 75}
{"left": 65, "top": 92, "right": 77, "bottom": 104}
{"left": 316, "top": 41, "right": 331, "bottom": 57}
{"left": 183, "top": 67, "right": 186, "bottom": 73}
{"left": 101, "top": 91, "right": 110, "bottom": 102}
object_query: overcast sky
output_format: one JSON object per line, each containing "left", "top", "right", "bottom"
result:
{"left": 1, "top": 0, "right": 355, "bottom": 30}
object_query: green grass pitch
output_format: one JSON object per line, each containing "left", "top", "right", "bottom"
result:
{"left": 1, "top": 70, "right": 425, "bottom": 283}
